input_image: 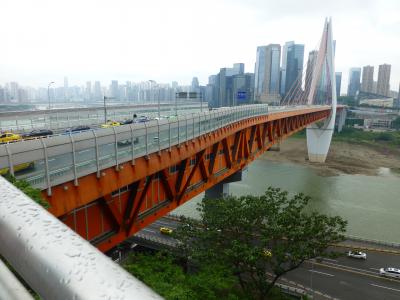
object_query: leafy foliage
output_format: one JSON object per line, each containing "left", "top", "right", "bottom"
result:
{"left": 3, "top": 174, "right": 50, "bottom": 209}
{"left": 173, "top": 187, "right": 347, "bottom": 299}
{"left": 123, "top": 252, "right": 243, "bottom": 300}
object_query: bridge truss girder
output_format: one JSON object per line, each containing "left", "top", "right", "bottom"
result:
{"left": 45, "top": 109, "right": 330, "bottom": 252}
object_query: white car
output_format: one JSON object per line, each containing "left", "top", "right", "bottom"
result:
{"left": 347, "top": 250, "right": 367, "bottom": 259}
{"left": 379, "top": 267, "right": 400, "bottom": 278}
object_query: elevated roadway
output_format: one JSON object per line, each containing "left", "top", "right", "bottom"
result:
{"left": 0, "top": 104, "right": 343, "bottom": 251}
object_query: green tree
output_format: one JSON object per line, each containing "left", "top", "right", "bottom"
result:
{"left": 174, "top": 187, "right": 347, "bottom": 300}
{"left": 3, "top": 174, "right": 50, "bottom": 209}
{"left": 123, "top": 252, "right": 241, "bottom": 300}
{"left": 392, "top": 116, "right": 400, "bottom": 130}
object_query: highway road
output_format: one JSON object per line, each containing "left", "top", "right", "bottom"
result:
{"left": 132, "top": 216, "right": 400, "bottom": 300}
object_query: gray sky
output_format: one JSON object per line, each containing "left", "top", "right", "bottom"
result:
{"left": 0, "top": 0, "right": 399, "bottom": 92}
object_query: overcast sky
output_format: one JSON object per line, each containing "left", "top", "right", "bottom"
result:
{"left": 0, "top": 0, "right": 399, "bottom": 92}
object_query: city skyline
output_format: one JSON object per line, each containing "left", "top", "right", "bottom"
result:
{"left": 0, "top": 0, "right": 399, "bottom": 90}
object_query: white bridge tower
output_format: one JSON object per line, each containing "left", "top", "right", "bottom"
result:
{"left": 306, "top": 18, "right": 337, "bottom": 162}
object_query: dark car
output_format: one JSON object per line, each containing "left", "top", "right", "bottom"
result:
{"left": 64, "top": 125, "right": 91, "bottom": 134}
{"left": 135, "top": 116, "right": 150, "bottom": 123}
{"left": 23, "top": 129, "right": 53, "bottom": 138}
{"left": 120, "top": 119, "right": 134, "bottom": 125}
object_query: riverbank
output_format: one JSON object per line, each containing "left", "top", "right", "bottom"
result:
{"left": 262, "top": 137, "right": 400, "bottom": 176}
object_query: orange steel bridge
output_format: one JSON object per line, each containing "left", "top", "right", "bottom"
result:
{"left": 38, "top": 106, "right": 343, "bottom": 252}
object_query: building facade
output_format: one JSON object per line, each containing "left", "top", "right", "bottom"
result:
{"left": 280, "top": 41, "right": 304, "bottom": 96}
{"left": 347, "top": 68, "right": 361, "bottom": 97}
{"left": 254, "top": 44, "right": 281, "bottom": 104}
{"left": 361, "top": 65, "right": 374, "bottom": 93}
{"left": 376, "top": 64, "right": 391, "bottom": 97}
{"left": 335, "top": 72, "right": 342, "bottom": 97}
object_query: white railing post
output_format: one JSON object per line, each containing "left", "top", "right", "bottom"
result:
{"left": 69, "top": 133, "right": 79, "bottom": 186}
{"left": 92, "top": 130, "right": 101, "bottom": 177}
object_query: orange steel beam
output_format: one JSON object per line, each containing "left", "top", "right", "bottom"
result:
{"left": 50, "top": 109, "right": 330, "bottom": 252}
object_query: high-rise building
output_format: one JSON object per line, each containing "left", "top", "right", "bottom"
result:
{"left": 347, "top": 68, "right": 361, "bottom": 97}
{"left": 361, "top": 65, "right": 374, "bottom": 93}
{"left": 64, "top": 76, "right": 69, "bottom": 100}
{"left": 85, "top": 81, "right": 91, "bottom": 100}
{"left": 9, "top": 82, "right": 19, "bottom": 102}
{"left": 110, "top": 80, "right": 119, "bottom": 100}
{"left": 191, "top": 77, "right": 199, "bottom": 92}
{"left": 0, "top": 86, "right": 5, "bottom": 103}
{"left": 376, "top": 64, "right": 391, "bottom": 97}
{"left": 94, "top": 81, "right": 102, "bottom": 100}
{"left": 254, "top": 44, "right": 281, "bottom": 104}
{"left": 335, "top": 72, "right": 342, "bottom": 97}
{"left": 393, "top": 83, "right": 400, "bottom": 109}
{"left": 304, "top": 50, "right": 318, "bottom": 99}
{"left": 280, "top": 41, "right": 304, "bottom": 96}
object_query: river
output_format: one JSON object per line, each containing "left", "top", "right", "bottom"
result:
{"left": 173, "top": 158, "right": 400, "bottom": 243}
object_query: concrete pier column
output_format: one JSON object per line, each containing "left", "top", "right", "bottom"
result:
{"left": 336, "top": 108, "right": 347, "bottom": 133}
{"left": 205, "top": 171, "right": 243, "bottom": 199}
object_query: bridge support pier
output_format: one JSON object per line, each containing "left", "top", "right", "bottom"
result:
{"left": 306, "top": 113, "right": 336, "bottom": 163}
{"left": 336, "top": 109, "right": 347, "bottom": 133}
{"left": 205, "top": 171, "right": 243, "bottom": 199}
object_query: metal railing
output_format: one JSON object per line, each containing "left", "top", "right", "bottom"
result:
{"left": 0, "top": 175, "right": 162, "bottom": 299}
{"left": 0, "top": 102, "right": 203, "bottom": 133}
{"left": 0, "top": 105, "right": 330, "bottom": 195}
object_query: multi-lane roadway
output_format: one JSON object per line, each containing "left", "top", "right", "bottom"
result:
{"left": 130, "top": 216, "right": 400, "bottom": 300}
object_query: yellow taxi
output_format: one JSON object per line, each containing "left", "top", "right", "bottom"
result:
{"left": 0, "top": 162, "right": 34, "bottom": 175}
{"left": 160, "top": 227, "right": 173, "bottom": 235}
{"left": 0, "top": 132, "right": 22, "bottom": 144}
{"left": 101, "top": 121, "right": 121, "bottom": 128}
{"left": 263, "top": 249, "right": 272, "bottom": 258}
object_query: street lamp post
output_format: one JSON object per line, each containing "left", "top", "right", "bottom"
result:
{"left": 47, "top": 82, "right": 55, "bottom": 110}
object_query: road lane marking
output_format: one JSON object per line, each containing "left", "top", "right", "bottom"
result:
{"left": 141, "top": 228, "right": 157, "bottom": 234}
{"left": 370, "top": 268, "right": 380, "bottom": 271}
{"left": 311, "top": 261, "right": 400, "bottom": 283}
{"left": 48, "top": 158, "right": 56, "bottom": 162}
{"left": 370, "top": 284, "right": 400, "bottom": 292}
{"left": 316, "top": 261, "right": 377, "bottom": 275}
{"left": 322, "top": 258, "right": 338, "bottom": 263}
{"left": 78, "top": 149, "right": 91, "bottom": 154}
{"left": 309, "top": 270, "right": 334, "bottom": 277}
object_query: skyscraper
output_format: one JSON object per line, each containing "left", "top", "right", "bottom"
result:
{"left": 191, "top": 77, "right": 199, "bottom": 92}
{"left": 304, "top": 50, "right": 318, "bottom": 98}
{"left": 347, "top": 68, "right": 361, "bottom": 97}
{"left": 376, "top": 64, "right": 391, "bottom": 97}
{"left": 335, "top": 72, "right": 342, "bottom": 97}
{"left": 94, "top": 81, "right": 102, "bottom": 100}
{"left": 393, "top": 83, "right": 400, "bottom": 109}
{"left": 110, "top": 80, "right": 119, "bottom": 100}
{"left": 361, "top": 65, "right": 374, "bottom": 93}
{"left": 64, "top": 76, "right": 69, "bottom": 100}
{"left": 280, "top": 41, "right": 304, "bottom": 96}
{"left": 85, "top": 81, "right": 91, "bottom": 100}
{"left": 254, "top": 44, "right": 281, "bottom": 104}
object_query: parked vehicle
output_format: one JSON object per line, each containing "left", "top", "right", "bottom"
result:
{"left": 23, "top": 129, "right": 53, "bottom": 139}
{"left": 0, "top": 132, "right": 21, "bottom": 144}
{"left": 347, "top": 250, "right": 367, "bottom": 259}
{"left": 101, "top": 121, "right": 121, "bottom": 128}
{"left": 379, "top": 267, "right": 400, "bottom": 278}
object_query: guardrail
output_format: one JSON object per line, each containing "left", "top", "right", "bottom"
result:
{"left": 0, "top": 102, "right": 203, "bottom": 133}
{"left": 0, "top": 105, "right": 330, "bottom": 195}
{"left": 0, "top": 175, "right": 162, "bottom": 299}
{"left": 344, "top": 235, "right": 400, "bottom": 249}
